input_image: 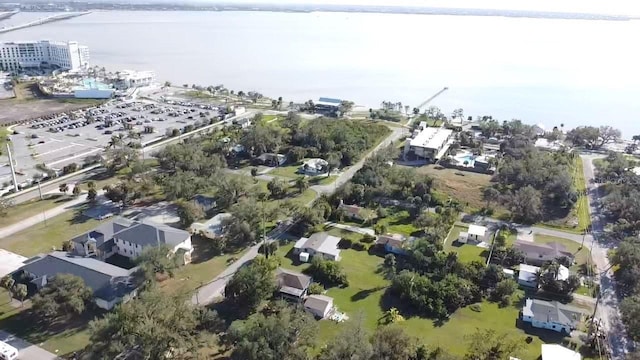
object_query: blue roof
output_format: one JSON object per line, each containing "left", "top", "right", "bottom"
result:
{"left": 318, "top": 97, "right": 342, "bottom": 104}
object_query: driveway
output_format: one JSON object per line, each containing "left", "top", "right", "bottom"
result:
{"left": 324, "top": 222, "right": 375, "bottom": 236}
{"left": 0, "top": 330, "right": 58, "bottom": 359}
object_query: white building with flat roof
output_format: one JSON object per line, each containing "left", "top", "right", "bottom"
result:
{"left": 0, "top": 40, "right": 89, "bottom": 72}
{"left": 113, "top": 70, "right": 156, "bottom": 89}
{"left": 404, "top": 126, "right": 453, "bottom": 162}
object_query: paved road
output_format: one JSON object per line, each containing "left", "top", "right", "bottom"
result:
{"left": 0, "top": 330, "right": 59, "bottom": 359}
{"left": 192, "top": 125, "right": 408, "bottom": 305}
{"left": 580, "top": 153, "right": 629, "bottom": 358}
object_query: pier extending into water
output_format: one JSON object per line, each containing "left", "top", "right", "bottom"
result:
{"left": 0, "top": 11, "right": 90, "bottom": 34}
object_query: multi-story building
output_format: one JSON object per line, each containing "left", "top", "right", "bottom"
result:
{"left": 0, "top": 40, "right": 89, "bottom": 72}
{"left": 403, "top": 125, "right": 453, "bottom": 162}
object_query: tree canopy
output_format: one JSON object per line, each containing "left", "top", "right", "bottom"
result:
{"left": 31, "top": 274, "right": 93, "bottom": 323}
{"left": 225, "top": 256, "right": 277, "bottom": 313}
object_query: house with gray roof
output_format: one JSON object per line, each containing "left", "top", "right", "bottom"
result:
{"left": 521, "top": 298, "right": 584, "bottom": 334}
{"left": 18, "top": 251, "right": 138, "bottom": 310}
{"left": 514, "top": 240, "right": 574, "bottom": 266}
{"left": 275, "top": 268, "right": 312, "bottom": 301}
{"left": 294, "top": 232, "right": 342, "bottom": 261}
{"left": 71, "top": 216, "right": 193, "bottom": 264}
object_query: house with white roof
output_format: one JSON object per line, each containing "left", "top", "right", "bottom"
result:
{"left": 521, "top": 298, "right": 584, "bottom": 334}
{"left": 541, "top": 344, "right": 581, "bottom": 360}
{"left": 518, "top": 263, "right": 540, "bottom": 288}
{"left": 403, "top": 126, "right": 453, "bottom": 163}
{"left": 294, "top": 232, "right": 342, "bottom": 261}
{"left": 458, "top": 224, "right": 488, "bottom": 244}
{"left": 299, "top": 158, "right": 328, "bottom": 175}
{"left": 191, "top": 213, "right": 232, "bottom": 239}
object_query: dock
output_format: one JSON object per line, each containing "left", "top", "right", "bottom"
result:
{"left": 0, "top": 11, "right": 90, "bottom": 34}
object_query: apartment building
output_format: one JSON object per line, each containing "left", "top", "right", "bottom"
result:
{"left": 0, "top": 40, "right": 89, "bottom": 72}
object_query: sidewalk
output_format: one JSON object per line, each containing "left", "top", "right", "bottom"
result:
{"left": 0, "top": 330, "right": 59, "bottom": 359}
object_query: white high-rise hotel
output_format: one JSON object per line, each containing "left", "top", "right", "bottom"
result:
{"left": 0, "top": 40, "right": 89, "bottom": 72}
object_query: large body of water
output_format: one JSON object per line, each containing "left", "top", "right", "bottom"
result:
{"left": 1, "top": 11, "right": 639, "bottom": 136}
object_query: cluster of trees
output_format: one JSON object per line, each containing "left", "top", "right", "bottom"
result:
{"left": 596, "top": 153, "right": 640, "bottom": 237}
{"left": 307, "top": 256, "right": 349, "bottom": 287}
{"left": 386, "top": 237, "right": 516, "bottom": 318}
{"left": 490, "top": 137, "right": 578, "bottom": 223}
{"left": 226, "top": 300, "right": 521, "bottom": 360}
{"left": 612, "top": 236, "right": 640, "bottom": 342}
{"left": 565, "top": 126, "right": 621, "bottom": 149}
{"left": 478, "top": 118, "right": 536, "bottom": 139}
{"left": 536, "top": 260, "right": 581, "bottom": 297}
{"left": 285, "top": 115, "right": 390, "bottom": 167}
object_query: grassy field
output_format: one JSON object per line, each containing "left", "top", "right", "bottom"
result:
{"left": 410, "top": 165, "right": 509, "bottom": 217}
{"left": 443, "top": 224, "right": 487, "bottom": 263}
{"left": 269, "top": 163, "right": 303, "bottom": 178}
{"left": 0, "top": 194, "right": 74, "bottom": 229}
{"left": 275, "top": 236, "right": 563, "bottom": 360}
{"left": 0, "top": 208, "right": 104, "bottom": 257}
{"left": 573, "top": 157, "right": 591, "bottom": 232}
{"left": 374, "top": 210, "right": 419, "bottom": 236}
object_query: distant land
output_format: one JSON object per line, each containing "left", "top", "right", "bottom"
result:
{"left": 0, "top": 1, "right": 637, "bottom": 21}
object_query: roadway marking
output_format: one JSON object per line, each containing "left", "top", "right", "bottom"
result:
{"left": 45, "top": 148, "right": 102, "bottom": 167}
{"left": 32, "top": 144, "right": 78, "bottom": 158}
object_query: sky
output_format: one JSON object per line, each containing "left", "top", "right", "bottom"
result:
{"left": 220, "top": 0, "right": 640, "bottom": 16}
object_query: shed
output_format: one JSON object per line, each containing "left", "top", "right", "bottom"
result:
{"left": 304, "top": 294, "right": 334, "bottom": 319}
{"left": 299, "top": 252, "right": 310, "bottom": 263}
{"left": 518, "top": 263, "right": 540, "bottom": 288}
{"left": 467, "top": 224, "right": 487, "bottom": 242}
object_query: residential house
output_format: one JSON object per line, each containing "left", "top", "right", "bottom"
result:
{"left": 275, "top": 268, "right": 311, "bottom": 302}
{"left": 315, "top": 97, "right": 342, "bottom": 115}
{"left": 521, "top": 298, "right": 584, "bottom": 334}
{"left": 255, "top": 153, "right": 286, "bottom": 167}
{"left": 457, "top": 224, "right": 488, "bottom": 244}
{"left": 17, "top": 251, "right": 138, "bottom": 310}
{"left": 514, "top": 240, "right": 575, "bottom": 266}
{"left": 191, "top": 213, "right": 232, "bottom": 239}
{"left": 338, "top": 200, "right": 375, "bottom": 223}
{"left": 232, "top": 117, "right": 252, "bottom": 129}
{"left": 192, "top": 194, "right": 217, "bottom": 212}
{"left": 304, "top": 294, "right": 334, "bottom": 319}
{"left": 376, "top": 233, "right": 415, "bottom": 255}
{"left": 403, "top": 127, "right": 453, "bottom": 163}
{"left": 299, "top": 158, "right": 328, "bottom": 175}
{"left": 518, "top": 264, "right": 540, "bottom": 288}
{"left": 70, "top": 217, "right": 193, "bottom": 265}
{"left": 541, "top": 344, "right": 581, "bottom": 360}
{"left": 294, "top": 232, "right": 342, "bottom": 261}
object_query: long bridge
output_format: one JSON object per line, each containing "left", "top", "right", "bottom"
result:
{"left": 0, "top": 10, "right": 19, "bottom": 21}
{"left": 0, "top": 11, "right": 90, "bottom": 34}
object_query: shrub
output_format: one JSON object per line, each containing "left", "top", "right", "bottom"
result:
{"left": 338, "top": 239, "right": 353, "bottom": 249}
{"left": 352, "top": 242, "right": 366, "bottom": 251}
{"left": 499, "top": 295, "right": 511, "bottom": 307}
{"left": 307, "top": 257, "right": 348, "bottom": 287}
{"left": 308, "top": 282, "right": 324, "bottom": 295}
{"left": 469, "top": 303, "right": 482, "bottom": 312}
{"left": 361, "top": 234, "right": 376, "bottom": 243}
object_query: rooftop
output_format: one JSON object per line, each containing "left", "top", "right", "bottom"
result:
{"left": 522, "top": 298, "right": 583, "bottom": 326}
{"left": 468, "top": 224, "right": 487, "bottom": 237}
{"left": 409, "top": 127, "right": 453, "bottom": 150}
{"left": 276, "top": 268, "right": 311, "bottom": 298}
{"left": 304, "top": 294, "right": 333, "bottom": 313}
{"left": 317, "top": 97, "right": 342, "bottom": 106}
{"left": 295, "top": 232, "right": 341, "bottom": 258}
{"left": 514, "top": 240, "right": 574, "bottom": 260}
{"left": 541, "top": 344, "right": 581, "bottom": 360}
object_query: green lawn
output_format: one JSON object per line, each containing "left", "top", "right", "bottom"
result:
{"left": 573, "top": 157, "right": 591, "bottom": 232}
{"left": 309, "top": 175, "right": 337, "bottom": 186}
{"left": 269, "top": 163, "right": 303, "bottom": 178}
{"left": 0, "top": 290, "right": 91, "bottom": 355}
{"left": 0, "top": 208, "right": 105, "bottom": 257}
{"left": 374, "top": 210, "right": 419, "bottom": 236}
{"left": 0, "top": 194, "right": 75, "bottom": 229}
{"left": 443, "top": 225, "right": 487, "bottom": 263}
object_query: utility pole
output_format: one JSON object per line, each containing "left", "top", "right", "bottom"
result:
{"left": 262, "top": 199, "right": 267, "bottom": 259}
{"left": 6, "top": 144, "right": 18, "bottom": 192}
{"left": 37, "top": 179, "right": 43, "bottom": 200}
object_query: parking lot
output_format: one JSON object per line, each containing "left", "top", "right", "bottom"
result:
{"left": 0, "top": 98, "right": 228, "bottom": 192}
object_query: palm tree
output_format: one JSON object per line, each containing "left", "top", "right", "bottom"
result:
{"left": 59, "top": 183, "right": 69, "bottom": 194}
{"left": 295, "top": 177, "right": 309, "bottom": 194}
{"left": 127, "top": 130, "right": 141, "bottom": 140}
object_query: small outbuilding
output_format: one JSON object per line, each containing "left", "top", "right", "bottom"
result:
{"left": 518, "top": 264, "right": 540, "bottom": 288}
{"left": 304, "top": 294, "right": 334, "bottom": 319}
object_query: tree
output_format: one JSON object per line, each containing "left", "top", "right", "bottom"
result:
{"left": 250, "top": 167, "right": 259, "bottom": 179}
{"left": 59, "top": 183, "right": 68, "bottom": 194}
{"left": 370, "top": 325, "right": 414, "bottom": 360}
{"left": 0, "top": 198, "right": 12, "bottom": 217}
{"left": 307, "top": 256, "right": 348, "bottom": 287}
{"left": 227, "top": 302, "right": 317, "bottom": 360}
{"left": 493, "top": 278, "right": 517, "bottom": 300}
{"left": 379, "top": 307, "right": 405, "bottom": 325}
{"left": 308, "top": 282, "right": 324, "bottom": 295}
{"left": 87, "top": 290, "right": 220, "bottom": 360}
{"left": 295, "top": 176, "right": 309, "bottom": 194}
{"left": 12, "top": 283, "right": 27, "bottom": 307}
{"left": 0, "top": 275, "right": 15, "bottom": 302}
{"left": 267, "top": 178, "right": 288, "bottom": 199}
{"left": 72, "top": 184, "right": 81, "bottom": 197}
{"left": 482, "top": 186, "right": 501, "bottom": 210}
{"left": 103, "top": 182, "right": 140, "bottom": 208}
{"left": 225, "top": 256, "right": 276, "bottom": 313}
{"left": 508, "top": 185, "right": 542, "bottom": 223}
{"left": 318, "top": 314, "right": 373, "bottom": 360}
{"left": 176, "top": 200, "right": 205, "bottom": 228}
{"left": 464, "top": 328, "right": 522, "bottom": 360}
{"left": 135, "top": 245, "right": 180, "bottom": 283}
{"left": 87, "top": 187, "right": 98, "bottom": 202}
{"left": 326, "top": 152, "right": 342, "bottom": 177}
{"left": 32, "top": 274, "right": 93, "bottom": 323}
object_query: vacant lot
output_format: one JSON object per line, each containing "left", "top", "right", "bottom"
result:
{"left": 0, "top": 82, "right": 103, "bottom": 125}
{"left": 409, "top": 165, "right": 508, "bottom": 216}
{"left": 374, "top": 209, "right": 419, "bottom": 236}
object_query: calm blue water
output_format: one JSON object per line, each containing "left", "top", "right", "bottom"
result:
{"left": 1, "top": 11, "right": 639, "bottom": 136}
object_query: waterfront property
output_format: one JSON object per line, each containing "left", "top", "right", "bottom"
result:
{"left": 403, "top": 125, "right": 453, "bottom": 163}
{"left": 520, "top": 298, "right": 583, "bottom": 334}
{"left": 315, "top": 97, "right": 342, "bottom": 115}
{"left": 447, "top": 150, "right": 496, "bottom": 173}
{"left": 0, "top": 40, "right": 89, "bottom": 72}
{"left": 294, "top": 232, "right": 342, "bottom": 261}
{"left": 112, "top": 69, "right": 156, "bottom": 89}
